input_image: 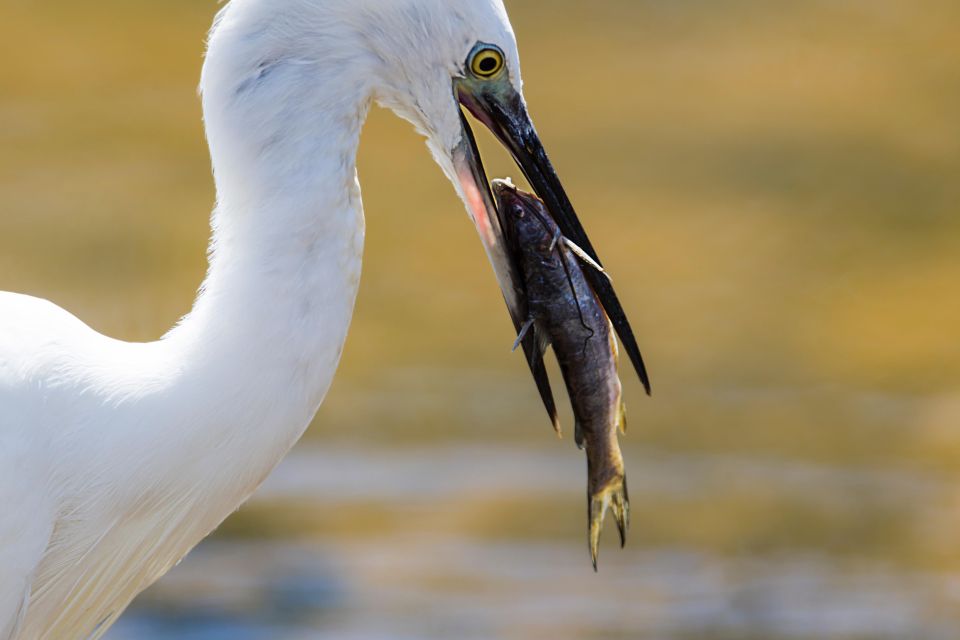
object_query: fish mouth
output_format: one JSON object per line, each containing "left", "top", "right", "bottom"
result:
{"left": 451, "top": 82, "right": 652, "bottom": 397}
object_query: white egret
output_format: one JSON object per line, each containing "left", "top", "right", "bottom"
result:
{"left": 0, "top": 1, "right": 650, "bottom": 638}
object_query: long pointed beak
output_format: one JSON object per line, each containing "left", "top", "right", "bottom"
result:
{"left": 452, "top": 111, "right": 561, "bottom": 430}
{"left": 451, "top": 110, "right": 519, "bottom": 316}
{"left": 453, "top": 84, "right": 652, "bottom": 395}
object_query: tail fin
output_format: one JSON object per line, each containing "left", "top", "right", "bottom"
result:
{"left": 588, "top": 473, "right": 630, "bottom": 571}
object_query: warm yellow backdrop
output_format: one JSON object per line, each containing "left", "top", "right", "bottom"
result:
{"left": 2, "top": 1, "right": 959, "bottom": 638}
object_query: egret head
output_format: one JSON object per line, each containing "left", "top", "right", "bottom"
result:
{"left": 356, "top": 1, "right": 532, "bottom": 239}
{"left": 361, "top": 1, "right": 521, "bottom": 150}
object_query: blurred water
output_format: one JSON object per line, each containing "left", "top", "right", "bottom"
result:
{"left": 106, "top": 446, "right": 960, "bottom": 640}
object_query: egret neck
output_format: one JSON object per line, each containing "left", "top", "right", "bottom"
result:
{"left": 169, "top": 16, "right": 373, "bottom": 466}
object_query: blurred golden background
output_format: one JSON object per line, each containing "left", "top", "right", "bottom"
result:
{"left": 2, "top": 1, "right": 959, "bottom": 638}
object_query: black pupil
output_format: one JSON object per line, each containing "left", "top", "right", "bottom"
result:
{"left": 478, "top": 56, "right": 498, "bottom": 73}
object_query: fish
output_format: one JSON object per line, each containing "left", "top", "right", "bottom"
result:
{"left": 492, "top": 179, "right": 630, "bottom": 570}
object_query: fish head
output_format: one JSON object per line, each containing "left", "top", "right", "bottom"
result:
{"left": 492, "top": 179, "right": 561, "bottom": 264}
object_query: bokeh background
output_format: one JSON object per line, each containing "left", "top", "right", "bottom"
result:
{"left": 2, "top": 0, "right": 960, "bottom": 638}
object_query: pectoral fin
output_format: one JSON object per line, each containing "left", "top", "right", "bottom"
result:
{"left": 563, "top": 237, "right": 609, "bottom": 279}
{"left": 512, "top": 317, "right": 535, "bottom": 352}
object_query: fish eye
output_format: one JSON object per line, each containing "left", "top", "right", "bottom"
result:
{"left": 469, "top": 44, "right": 505, "bottom": 79}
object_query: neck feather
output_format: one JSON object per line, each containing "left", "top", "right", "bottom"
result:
{"left": 166, "top": 5, "right": 373, "bottom": 433}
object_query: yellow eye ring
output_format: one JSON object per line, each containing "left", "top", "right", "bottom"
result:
{"left": 469, "top": 45, "right": 505, "bottom": 78}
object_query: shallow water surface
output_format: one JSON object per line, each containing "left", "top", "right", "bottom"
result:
{"left": 106, "top": 446, "right": 960, "bottom": 640}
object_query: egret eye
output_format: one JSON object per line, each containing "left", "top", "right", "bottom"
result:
{"left": 469, "top": 45, "right": 505, "bottom": 78}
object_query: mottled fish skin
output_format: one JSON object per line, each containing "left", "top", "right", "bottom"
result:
{"left": 493, "top": 180, "right": 629, "bottom": 570}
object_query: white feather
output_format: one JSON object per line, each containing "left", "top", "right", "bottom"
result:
{"left": 0, "top": 1, "right": 520, "bottom": 638}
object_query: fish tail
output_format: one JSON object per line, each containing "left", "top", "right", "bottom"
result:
{"left": 612, "top": 474, "right": 630, "bottom": 548}
{"left": 587, "top": 472, "right": 629, "bottom": 571}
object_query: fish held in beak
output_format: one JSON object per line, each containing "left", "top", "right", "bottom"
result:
{"left": 454, "top": 81, "right": 652, "bottom": 398}
{"left": 451, "top": 114, "right": 560, "bottom": 434}
{"left": 492, "top": 180, "right": 630, "bottom": 570}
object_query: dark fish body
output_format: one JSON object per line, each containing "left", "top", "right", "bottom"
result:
{"left": 493, "top": 181, "right": 628, "bottom": 568}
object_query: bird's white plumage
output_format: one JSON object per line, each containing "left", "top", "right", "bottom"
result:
{"left": 0, "top": 1, "right": 520, "bottom": 638}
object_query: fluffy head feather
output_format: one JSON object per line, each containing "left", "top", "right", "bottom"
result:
{"left": 205, "top": 0, "right": 522, "bottom": 163}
